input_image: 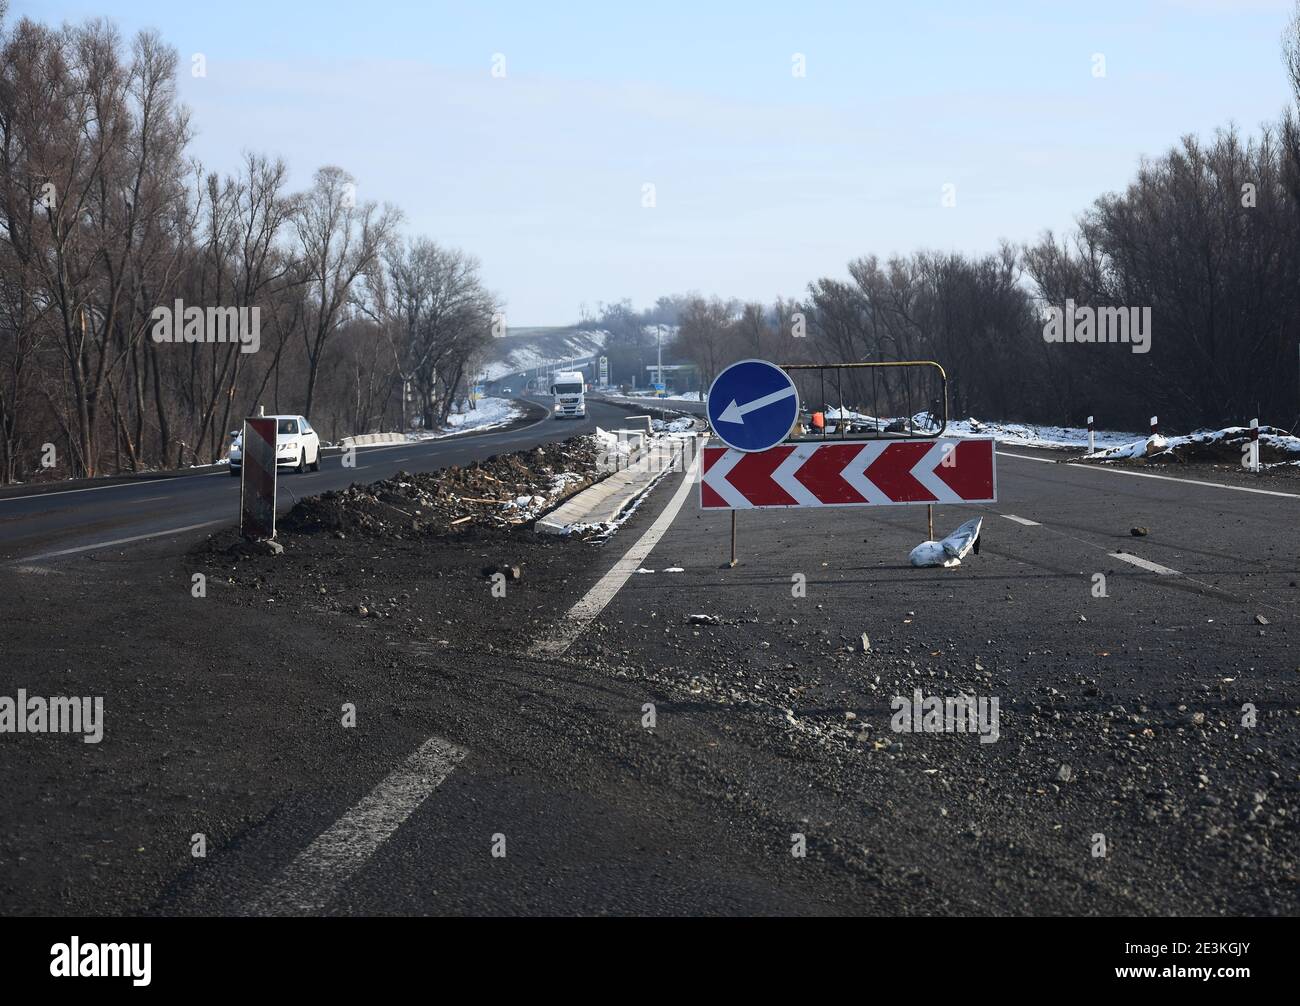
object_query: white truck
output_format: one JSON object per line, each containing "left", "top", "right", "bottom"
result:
{"left": 549, "top": 369, "right": 587, "bottom": 419}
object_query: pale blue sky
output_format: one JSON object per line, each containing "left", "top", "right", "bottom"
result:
{"left": 13, "top": 0, "right": 1299, "bottom": 323}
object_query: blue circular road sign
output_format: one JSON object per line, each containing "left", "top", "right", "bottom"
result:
{"left": 706, "top": 358, "right": 800, "bottom": 452}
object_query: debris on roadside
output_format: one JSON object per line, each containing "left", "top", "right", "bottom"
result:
{"left": 909, "top": 517, "right": 983, "bottom": 568}
{"left": 219, "top": 537, "right": 285, "bottom": 558}
{"left": 279, "top": 435, "right": 608, "bottom": 539}
{"left": 652, "top": 416, "right": 697, "bottom": 433}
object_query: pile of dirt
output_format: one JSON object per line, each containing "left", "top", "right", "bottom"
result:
{"left": 1079, "top": 425, "right": 1300, "bottom": 466}
{"left": 1150, "top": 426, "right": 1299, "bottom": 464}
{"left": 279, "top": 435, "right": 607, "bottom": 539}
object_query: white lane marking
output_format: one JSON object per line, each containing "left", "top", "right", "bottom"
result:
{"left": 1109, "top": 552, "right": 1181, "bottom": 576}
{"left": 998, "top": 450, "right": 1300, "bottom": 499}
{"left": 13, "top": 520, "right": 227, "bottom": 563}
{"left": 532, "top": 443, "right": 703, "bottom": 658}
{"left": 248, "top": 734, "right": 466, "bottom": 916}
{"left": 0, "top": 470, "right": 228, "bottom": 504}
{"left": 996, "top": 451, "right": 1059, "bottom": 464}
{"left": 1001, "top": 514, "right": 1041, "bottom": 526}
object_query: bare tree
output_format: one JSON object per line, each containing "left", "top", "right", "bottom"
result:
{"left": 291, "top": 165, "right": 399, "bottom": 418}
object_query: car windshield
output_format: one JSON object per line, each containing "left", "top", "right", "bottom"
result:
{"left": 277, "top": 419, "right": 298, "bottom": 435}
{"left": 554, "top": 383, "right": 582, "bottom": 394}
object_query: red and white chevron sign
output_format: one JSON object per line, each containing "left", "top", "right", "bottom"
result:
{"left": 700, "top": 438, "right": 997, "bottom": 509}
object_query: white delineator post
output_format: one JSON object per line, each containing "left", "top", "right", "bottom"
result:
{"left": 1087, "top": 415, "right": 1095, "bottom": 454}
{"left": 1250, "top": 417, "right": 1260, "bottom": 473}
{"left": 240, "top": 416, "right": 278, "bottom": 540}
{"left": 1150, "top": 415, "right": 1159, "bottom": 437}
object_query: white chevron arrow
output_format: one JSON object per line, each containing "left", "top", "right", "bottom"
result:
{"left": 700, "top": 448, "right": 752, "bottom": 508}
{"left": 770, "top": 445, "right": 823, "bottom": 506}
{"left": 909, "top": 439, "right": 961, "bottom": 502}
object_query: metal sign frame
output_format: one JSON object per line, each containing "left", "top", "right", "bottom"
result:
{"left": 702, "top": 360, "right": 956, "bottom": 565}
{"left": 778, "top": 360, "right": 948, "bottom": 442}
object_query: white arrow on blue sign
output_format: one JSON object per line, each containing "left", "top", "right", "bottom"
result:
{"left": 706, "top": 358, "right": 800, "bottom": 452}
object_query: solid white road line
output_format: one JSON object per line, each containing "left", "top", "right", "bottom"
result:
{"left": 531, "top": 443, "right": 703, "bottom": 658}
{"left": 248, "top": 734, "right": 467, "bottom": 916}
{"left": 1001, "top": 514, "right": 1041, "bottom": 526}
{"left": 0, "top": 470, "right": 228, "bottom": 504}
{"left": 998, "top": 450, "right": 1300, "bottom": 500}
{"left": 1109, "top": 552, "right": 1181, "bottom": 576}
{"left": 14, "top": 520, "right": 227, "bottom": 563}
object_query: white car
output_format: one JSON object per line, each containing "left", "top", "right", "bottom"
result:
{"left": 229, "top": 415, "right": 322, "bottom": 476}
{"left": 502, "top": 386, "right": 512, "bottom": 393}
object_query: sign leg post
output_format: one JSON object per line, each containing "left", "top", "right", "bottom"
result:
{"left": 927, "top": 504, "right": 934, "bottom": 541}
{"left": 729, "top": 511, "right": 737, "bottom": 567}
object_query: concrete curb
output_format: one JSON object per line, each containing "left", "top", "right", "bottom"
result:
{"left": 536, "top": 435, "right": 696, "bottom": 534}
{"left": 339, "top": 432, "right": 409, "bottom": 448}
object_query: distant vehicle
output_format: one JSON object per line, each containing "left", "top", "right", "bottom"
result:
{"left": 549, "top": 370, "right": 586, "bottom": 419}
{"left": 228, "top": 414, "right": 321, "bottom": 476}
{"left": 502, "top": 386, "right": 512, "bottom": 394}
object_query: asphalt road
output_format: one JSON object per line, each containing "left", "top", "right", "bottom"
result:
{"left": 3, "top": 412, "right": 1298, "bottom": 916}
{"left": 0, "top": 396, "right": 636, "bottom": 565}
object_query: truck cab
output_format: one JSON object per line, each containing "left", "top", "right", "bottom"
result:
{"left": 549, "top": 370, "right": 587, "bottom": 419}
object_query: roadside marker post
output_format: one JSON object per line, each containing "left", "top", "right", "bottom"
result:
{"left": 1150, "top": 415, "right": 1159, "bottom": 437}
{"left": 1250, "top": 418, "right": 1260, "bottom": 473}
{"left": 240, "top": 416, "right": 278, "bottom": 540}
{"left": 1087, "top": 415, "right": 1095, "bottom": 454}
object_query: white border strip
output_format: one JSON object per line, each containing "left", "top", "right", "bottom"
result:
{"left": 1109, "top": 552, "right": 1181, "bottom": 575}
{"left": 531, "top": 443, "right": 703, "bottom": 658}
{"left": 248, "top": 734, "right": 467, "bottom": 916}
{"left": 14, "top": 520, "right": 226, "bottom": 563}
{"left": 999, "top": 450, "right": 1300, "bottom": 500}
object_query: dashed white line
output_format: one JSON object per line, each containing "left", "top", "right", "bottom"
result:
{"left": 248, "top": 734, "right": 467, "bottom": 916}
{"left": 1001, "top": 514, "right": 1041, "bottom": 526}
{"left": 531, "top": 442, "right": 702, "bottom": 658}
{"left": 998, "top": 450, "right": 1300, "bottom": 500}
{"left": 1109, "top": 552, "right": 1181, "bottom": 576}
